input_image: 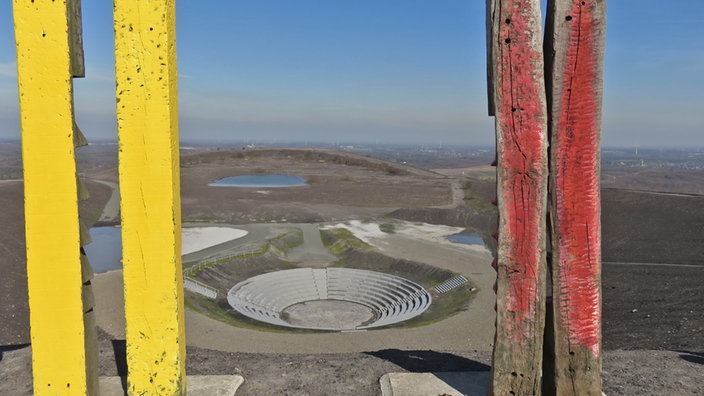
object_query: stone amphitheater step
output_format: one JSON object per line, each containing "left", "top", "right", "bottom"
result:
{"left": 327, "top": 278, "right": 416, "bottom": 301}
{"left": 312, "top": 268, "right": 328, "bottom": 299}
{"left": 227, "top": 268, "right": 432, "bottom": 330}
{"left": 327, "top": 292, "right": 390, "bottom": 313}
{"left": 435, "top": 275, "right": 468, "bottom": 293}
{"left": 327, "top": 282, "right": 401, "bottom": 305}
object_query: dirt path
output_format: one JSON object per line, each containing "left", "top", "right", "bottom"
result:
{"left": 181, "top": 223, "right": 334, "bottom": 266}
{"left": 432, "top": 180, "right": 464, "bottom": 209}
{"left": 286, "top": 223, "right": 337, "bottom": 266}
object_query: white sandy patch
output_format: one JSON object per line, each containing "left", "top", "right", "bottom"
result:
{"left": 396, "top": 222, "right": 489, "bottom": 252}
{"left": 323, "top": 220, "right": 488, "bottom": 253}
{"left": 395, "top": 222, "right": 464, "bottom": 240}
{"left": 182, "top": 227, "right": 248, "bottom": 255}
{"left": 321, "top": 220, "right": 385, "bottom": 245}
{"left": 395, "top": 221, "right": 490, "bottom": 253}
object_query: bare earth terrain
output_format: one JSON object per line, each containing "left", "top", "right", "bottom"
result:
{"left": 0, "top": 145, "right": 703, "bottom": 395}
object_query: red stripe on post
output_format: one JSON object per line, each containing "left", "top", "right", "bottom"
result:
{"left": 551, "top": 0, "right": 605, "bottom": 360}
{"left": 546, "top": 0, "right": 606, "bottom": 394}
{"left": 495, "top": 0, "right": 548, "bottom": 348}
{"left": 489, "top": 1, "right": 549, "bottom": 394}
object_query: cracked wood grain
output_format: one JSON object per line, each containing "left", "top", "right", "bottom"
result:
{"left": 545, "top": 1, "right": 606, "bottom": 395}
{"left": 488, "top": 1, "right": 549, "bottom": 394}
{"left": 114, "top": 0, "right": 186, "bottom": 394}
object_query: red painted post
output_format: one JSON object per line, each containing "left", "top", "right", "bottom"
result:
{"left": 487, "top": 1, "right": 549, "bottom": 394}
{"left": 545, "top": 1, "right": 606, "bottom": 394}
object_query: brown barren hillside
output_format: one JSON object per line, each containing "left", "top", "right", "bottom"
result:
{"left": 0, "top": 145, "right": 703, "bottom": 394}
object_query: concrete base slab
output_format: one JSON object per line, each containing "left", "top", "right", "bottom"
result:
{"left": 380, "top": 371, "right": 489, "bottom": 396}
{"left": 99, "top": 374, "right": 244, "bottom": 396}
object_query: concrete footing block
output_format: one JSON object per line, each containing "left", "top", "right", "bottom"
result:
{"left": 380, "top": 371, "right": 489, "bottom": 396}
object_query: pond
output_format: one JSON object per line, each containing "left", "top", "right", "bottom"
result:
{"left": 446, "top": 232, "right": 485, "bottom": 246}
{"left": 84, "top": 226, "right": 250, "bottom": 273}
{"left": 84, "top": 226, "right": 122, "bottom": 273}
{"left": 209, "top": 174, "right": 307, "bottom": 188}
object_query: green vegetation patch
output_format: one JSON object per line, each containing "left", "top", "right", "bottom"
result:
{"left": 184, "top": 243, "right": 270, "bottom": 277}
{"left": 320, "top": 228, "right": 371, "bottom": 255}
{"left": 379, "top": 222, "right": 396, "bottom": 234}
{"left": 462, "top": 180, "right": 496, "bottom": 214}
{"left": 270, "top": 228, "right": 304, "bottom": 251}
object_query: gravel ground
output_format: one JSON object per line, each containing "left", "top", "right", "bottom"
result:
{"left": 2, "top": 149, "right": 703, "bottom": 395}
{"left": 2, "top": 341, "right": 702, "bottom": 395}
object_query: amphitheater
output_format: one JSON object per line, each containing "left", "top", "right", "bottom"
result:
{"left": 226, "top": 267, "right": 432, "bottom": 330}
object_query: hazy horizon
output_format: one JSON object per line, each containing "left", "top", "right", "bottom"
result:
{"left": 3, "top": 136, "right": 703, "bottom": 153}
{"left": 1, "top": 1, "right": 702, "bottom": 148}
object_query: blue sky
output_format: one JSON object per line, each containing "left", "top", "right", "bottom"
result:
{"left": 0, "top": 1, "right": 702, "bottom": 147}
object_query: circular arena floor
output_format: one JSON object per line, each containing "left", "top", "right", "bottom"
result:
{"left": 227, "top": 268, "right": 432, "bottom": 330}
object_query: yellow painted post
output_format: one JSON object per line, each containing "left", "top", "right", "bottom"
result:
{"left": 13, "top": 0, "right": 96, "bottom": 394}
{"left": 113, "top": 0, "right": 186, "bottom": 394}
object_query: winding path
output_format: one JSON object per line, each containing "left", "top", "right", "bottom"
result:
{"left": 432, "top": 180, "right": 464, "bottom": 209}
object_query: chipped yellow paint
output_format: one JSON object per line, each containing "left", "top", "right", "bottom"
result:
{"left": 13, "top": 0, "right": 94, "bottom": 394}
{"left": 114, "top": 0, "right": 186, "bottom": 394}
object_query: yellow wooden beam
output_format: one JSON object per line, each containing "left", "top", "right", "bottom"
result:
{"left": 12, "top": 0, "right": 94, "bottom": 394}
{"left": 113, "top": 0, "right": 186, "bottom": 394}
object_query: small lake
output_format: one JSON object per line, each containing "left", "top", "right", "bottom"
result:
{"left": 209, "top": 174, "right": 307, "bottom": 188}
{"left": 446, "top": 232, "right": 485, "bottom": 246}
{"left": 84, "top": 226, "right": 249, "bottom": 273}
{"left": 84, "top": 226, "right": 122, "bottom": 273}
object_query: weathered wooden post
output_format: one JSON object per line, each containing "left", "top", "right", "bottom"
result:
{"left": 114, "top": 0, "right": 186, "bottom": 394}
{"left": 487, "top": 0, "right": 550, "bottom": 394}
{"left": 544, "top": 1, "right": 606, "bottom": 394}
{"left": 13, "top": 0, "right": 98, "bottom": 394}
{"left": 487, "top": 0, "right": 606, "bottom": 394}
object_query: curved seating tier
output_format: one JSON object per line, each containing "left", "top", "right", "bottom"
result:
{"left": 227, "top": 268, "right": 432, "bottom": 330}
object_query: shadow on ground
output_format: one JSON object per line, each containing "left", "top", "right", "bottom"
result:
{"left": 0, "top": 344, "right": 30, "bottom": 363}
{"left": 365, "top": 349, "right": 490, "bottom": 372}
{"left": 109, "top": 339, "right": 128, "bottom": 391}
{"left": 678, "top": 351, "right": 704, "bottom": 366}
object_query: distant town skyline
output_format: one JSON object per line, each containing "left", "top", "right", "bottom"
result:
{"left": 0, "top": 1, "right": 702, "bottom": 148}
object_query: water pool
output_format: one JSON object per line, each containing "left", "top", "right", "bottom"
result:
{"left": 446, "top": 232, "right": 485, "bottom": 246}
{"left": 209, "top": 174, "right": 307, "bottom": 188}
